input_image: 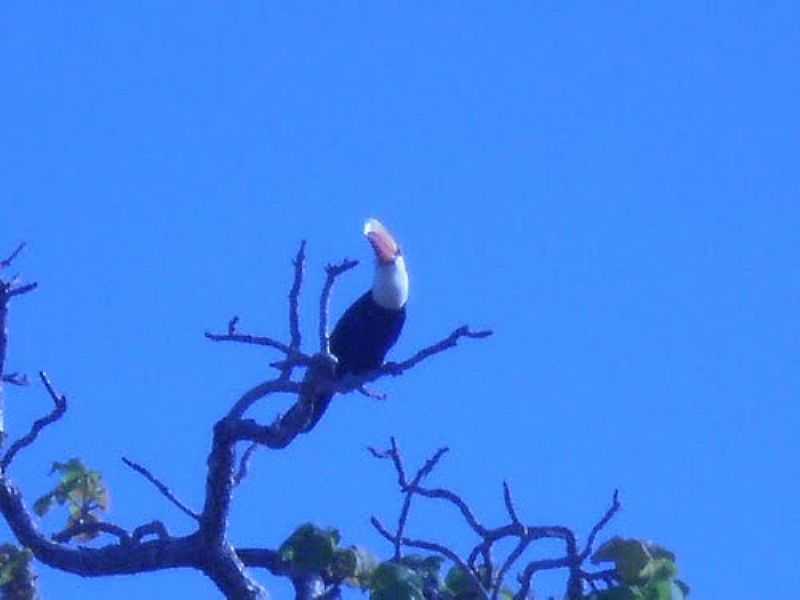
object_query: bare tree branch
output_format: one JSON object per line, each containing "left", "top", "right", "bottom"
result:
{"left": 318, "top": 258, "right": 358, "bottom": 353}
{"left": 2, "top": 372, "right": 28, "bottom": 386}
{"left": 53, "top": 521, "right": 132, "bottom": 545}
{"left": 132, "top": 520, "right": 170, "bottom": 543}
{"left": 333, "top": 326, "right": 493, "bottom": 394}
{"left": 373, "top": 440, "right": 621, "bottom": 600}
{"left": 1, "top": 371, "right": 67, "bottom": 470}
{"left": 233, "top": 442, "right": 259, "bottom": 487}
{"left": 502, "top": 481, "right": 522, "bottom": 527}
{"left": 579, "top": 490, "right": 621, "bottom": 561}
{"left": 0, "top": 243, "right": 27, "bottom": 270}
{"left": 205, "top": 327, "right": 295, "bottom": 355}
{"left": 227, "top": 378, "right": 303, "bottom": 421}
{"left": 7, "top": 282, "right": 38, "bottom": 298}
{"left": 122, "top": 457, "right": 200, "bottom": 521}
{"left": 289, "top": 241, "right": 306, "bottom": 352}
{"left": 371, "top": 515, "right": 486, "bottom": 597}
{"left": 0, "top": 240, "right": 493, "bottom": 600}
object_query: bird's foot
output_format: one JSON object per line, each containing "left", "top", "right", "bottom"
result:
{"left": 382, "top": 361, "right": 403, "bottom": 376}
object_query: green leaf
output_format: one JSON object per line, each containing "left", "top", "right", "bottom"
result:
{"left": 332, "top": 549, "right": 358, "bottom": 580}
{"left": 0, "top": 545, "right": 33, "bottom": 588}
{"left": 68, "top": 512, "right": 100, "bottom": 541}
{"left": 340, "top": 546, "right": 378, "bottom": 589}
{"left": 445, "top": 565, "right": 483, "bottom": 599}
{"left": 38, "top": 458, "right": 110, "bottom": 539}
{"left": 370, "top": 562, "right": 424, "bottom": 600}
{"left": 639, "top": 558, "right": 677, "bottom": 583}
{"left": 593, "top": 538, "right": 650, "bottom": 582}
{"left": 642, "top": 542, "right": 675, "bottom": 563}
{"left": 640, "top": 579, "right": 672, "bottom": 600}
{"left": 50, "top": 459, "right": 86, "bottom": 482}
{"left": 497, "top": 588, "right": 514, "bottom": 600}
{"left": 278, "top": 523, "right": 339, "bottom": 573}
{"left": 590, "top": 588, "right": 642, "bottom": 600}
{"left": 399, "top": 554, "right": 443, "bottom": 581}
{"left": 674, "top": 579, "right": 690, "bottom": 597}
{"left": 32, "top": 494, "right": 54, "bottom": 517}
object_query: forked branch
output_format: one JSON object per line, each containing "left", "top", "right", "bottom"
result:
{"left": 1, "top": 372, "right": 67, "bottom": 471}
{"left": 370, "top": 439, "right": 621, "bottom": 600}
{"left": 0, "top": 240, "right": 491, "bottom": 600}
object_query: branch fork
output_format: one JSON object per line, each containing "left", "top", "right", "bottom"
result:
{"left": 0, "top": 240, "right": 491, "bottom": 600}
{"left": 370, "top": 438, "right": 621, "bottom": 600}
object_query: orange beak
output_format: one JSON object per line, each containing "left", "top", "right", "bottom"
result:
{"left": 364, "top": 218, "right": 400, "bottom": 264}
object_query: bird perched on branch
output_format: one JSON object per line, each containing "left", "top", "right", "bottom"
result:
{"left": 304, "top": 218, "right": 409, "bottom": 432}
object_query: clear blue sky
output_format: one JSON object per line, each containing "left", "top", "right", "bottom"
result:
{"left": 2, "top": 3, "right": 798, "bottom": 598}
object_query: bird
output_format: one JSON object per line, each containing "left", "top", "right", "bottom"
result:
{"left": 303, "top": 218, "right": 409, "bottom": 432}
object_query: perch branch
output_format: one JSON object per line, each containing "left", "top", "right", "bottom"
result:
{"left": 122, "top": 457, "right": 200, "bottom": 521}
{"left": 318, "top": 258, "right": 358, "bottom": 353}
{"left": 333, "top": 326, "right": 493, "bottom": 394}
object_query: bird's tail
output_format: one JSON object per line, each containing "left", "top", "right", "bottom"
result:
{"left": 298, "top": 353, "right": 338, "bottom": 434}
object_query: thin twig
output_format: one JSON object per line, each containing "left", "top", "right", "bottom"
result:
{"left": 334, "top": 326, "right": 493, "bottom": 393}
{"left": 357, "top": 386, "right": 386, "bottom": 401}
{"left": 8, "top": 282, "right": 38, "bottom": 298}
{"left": 371, "top": 516, "right": 487, "bottom": 599}
{"left": 411, "top": 486, "right": 488, "bottom": 537}
{"left": 1, "top": 371, "right": 67, "bottom": 470}
{"left": 132, "top": 520, "right": 170, "bottom": 543}
{"left": 233, "top": 442, "right": 259, "bottom": 487}
{"left": 288, "top": 241, "right": 306, "bottom": 352}
{"left": 122, "top": 457, "right": 200, "bottom": 521}
{"left": 393, "top": 445, "right": 449, "bottom": 560}
{"left": 0, "top": 243, "right": 26, "bottom": 270}
{"left": 318, "top": 258, "right": 359, "bottom": 353}
{"left": 205, "top": 329, "right": 294, "bottom": 355}
{"left": 502, "top": 481, "right": 522, "bottom": 527}
{"left": 52, "top": 521, "right": 132, "bottom": 545}
{"left": 579, "top": 490, "right": 621, "bottom": 561}
{"left": 492, "top": 538, "right": 530, "bottom": 600}
{"left": 391, "top": 326, "right": 492, "bottom": 373}
{"left": 227, "top": 316, "right": 240, "bottom": 335}
{"left": 1, "top": 373, "right": 29, "bottom": 386}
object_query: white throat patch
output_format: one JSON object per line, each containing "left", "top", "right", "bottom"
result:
{"left": 372, "top": 255, "right": 409, "bottom": 310}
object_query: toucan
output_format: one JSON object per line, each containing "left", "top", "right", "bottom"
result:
{"left": 304, "top": 218, "right": 409, "bottom": 432}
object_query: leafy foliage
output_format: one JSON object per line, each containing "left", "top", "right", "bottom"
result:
{"left": 278, "top": 524, "right": 379, "bottom": 589}
{"left": 370, "top": 558, "right": 512, "bottom": 600}
{"left": 32, "top": 459, "right": 109, "bottom": 540}
{"left": 276, "top": 526, "right": 692, "bottom": 600}
{"left": 586, "top": 537, "right": 689, "bottom": 600}
{"left": 0, "top": 545, "right": 38, "bottom": 600}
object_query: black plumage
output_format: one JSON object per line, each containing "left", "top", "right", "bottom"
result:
{"left": 330, "top": 291, "right": 406, "bottom": 375}
{"left": 303, "top": 291, "right": 406, "bottom": 432}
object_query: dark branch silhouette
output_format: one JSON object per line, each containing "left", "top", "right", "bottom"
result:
{"left": 121, "top": 457, "right": 200, "bottom": 521}
{"left": 318, "top": 258, "right": 359, "bottom": 353}
{"left": 369, "top": 438, "right": 621, "bottom": 600}
{"left": 1, "top": 372, "right": 67, "bottom": 471}
{"left": 0, "top": 239, "right": 642, "bottom": 600}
